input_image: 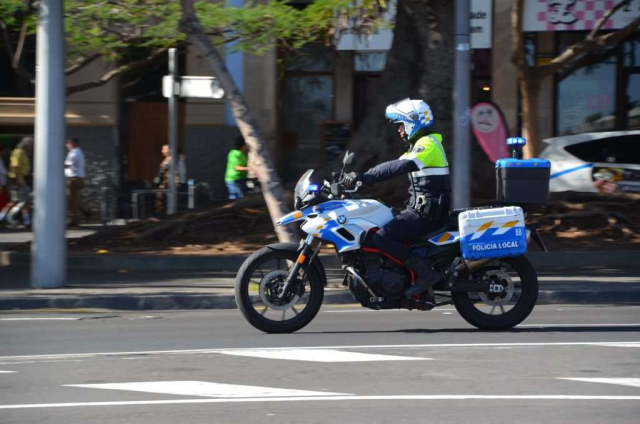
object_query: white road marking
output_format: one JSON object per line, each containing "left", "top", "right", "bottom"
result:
{"left": 218, "top": 349, "right": 430, "bottom": 362}
{"left": 597, "top": 342, "right": 640, "bottom": 348}
{"left": 66, "top": 381, "right": 347, "bottom": 398}
{"left": 538, "top": 276, "right": 640, "bottom": 282}
{"left": 2, "top": 341, "right": 639, "bottom": 362}
{"left": 2, "top": 395, "right": 640, "bottom": 409}
{"left": 0, "top": 317, "right": 80, "bottom": 321}
{"left": 560, "top": 378, "right": 640, "bottom": 388}
{"left": 0, "top": 370, "right": 16, "bottom": 373}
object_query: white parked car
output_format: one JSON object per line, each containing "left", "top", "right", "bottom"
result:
{"left": 539, "top": 131, "right": 640, "bottom": 194}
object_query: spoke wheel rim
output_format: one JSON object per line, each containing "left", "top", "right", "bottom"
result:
{"left": 478, "top": 269, "right": 514, "bottom": 306}
{"left": 259, "top": 270, "right": 301, "bottom": 311}
{"left": 246, "top": 256, "right": 311, "bottom": 322}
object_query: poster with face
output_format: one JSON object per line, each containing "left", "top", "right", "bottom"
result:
{"left": 471, "top": 102, "right": 511, "bottom": 163}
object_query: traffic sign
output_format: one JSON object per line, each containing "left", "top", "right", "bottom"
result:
{"left": 162, "top": 76, "right": 225, "bottom": 99}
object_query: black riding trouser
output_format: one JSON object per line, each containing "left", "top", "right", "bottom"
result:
{"left": 373, "top": 198, "right": 450, "bottom": 263}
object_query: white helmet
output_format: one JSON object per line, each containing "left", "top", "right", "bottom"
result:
{"left": 385, "top": 98, "right": 434, "bottom": 140}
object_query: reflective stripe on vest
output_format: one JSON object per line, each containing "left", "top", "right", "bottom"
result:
{"left": 411, "top": 167, "right": 450, "bottom": 178}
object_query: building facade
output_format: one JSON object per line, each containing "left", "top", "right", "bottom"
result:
{"left": 0, "top": 0, "right": 638, "bottom": 210}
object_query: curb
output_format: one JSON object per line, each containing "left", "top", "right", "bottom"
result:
{"left": 1, "top": 289, "right": 639, "bottom": 311}
{"left": 2, "top": 251, "right": 639, "bottom": 271}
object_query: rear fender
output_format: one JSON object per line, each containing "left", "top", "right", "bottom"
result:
{"left": 265, "top": 242, "right": 327, "bottom": 285}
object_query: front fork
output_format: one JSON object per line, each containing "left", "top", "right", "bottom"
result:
{"left": 278, "top": 235, "right": 316, "bottom": 299}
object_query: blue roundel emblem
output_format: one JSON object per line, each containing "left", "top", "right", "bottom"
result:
{"left": 337, "top": 215, "right": 347, "bottom": 225}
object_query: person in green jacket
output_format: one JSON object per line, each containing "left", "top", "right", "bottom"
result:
{"left": 225, "top": 137, "right": 251, "bottom": 200}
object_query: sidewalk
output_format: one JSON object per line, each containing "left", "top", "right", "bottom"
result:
{"left": 1, "top": 252, "right": 639, "bottom": 310}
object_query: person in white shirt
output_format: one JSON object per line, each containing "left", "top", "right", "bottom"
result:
{"left": 65, "top": 138, "right": 90, "bottom": 226}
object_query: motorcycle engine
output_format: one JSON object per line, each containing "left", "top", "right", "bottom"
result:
{"left": 360, "top": 253, "right": 408, "bottom": 297}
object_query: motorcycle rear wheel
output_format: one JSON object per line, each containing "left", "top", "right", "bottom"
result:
{"left": 235, "top": 247, "right": 324, "bottom": 334}
{"left": 452, "top": 255, "right": 538, "bottom": 330}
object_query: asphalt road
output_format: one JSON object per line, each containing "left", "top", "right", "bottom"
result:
{"left": 1, "top": 304, "right": 640, "bottom": 423}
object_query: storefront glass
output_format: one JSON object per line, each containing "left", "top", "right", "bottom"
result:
{"left": 281, "top": 44, "right": 335, "bottom": 181}
{"left": 354, "top": 52, "right": 387, "bottom": 72}
{"left": 556, "top": 34, "right": 640, "bottom": 136}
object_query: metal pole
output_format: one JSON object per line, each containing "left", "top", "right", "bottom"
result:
{"left": 453, "top": 0, "right": 472, "bottom": 209}
{"left": 31, "top": 0, "right": 67, "bottom": 288}
{"left": 167, "top": 48, "right": 178, "bottom": 215}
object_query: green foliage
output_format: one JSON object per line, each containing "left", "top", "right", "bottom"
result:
{"left": 0, "top": 0, "right": 388, "bottom": 66}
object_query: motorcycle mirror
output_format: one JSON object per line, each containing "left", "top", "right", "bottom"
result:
{"left": 343, "top": 151, "right": 355, "bottom": 166}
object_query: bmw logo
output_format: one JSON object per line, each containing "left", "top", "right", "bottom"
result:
{"left": 337, "top": 215, "right": 347, "bottom": 225}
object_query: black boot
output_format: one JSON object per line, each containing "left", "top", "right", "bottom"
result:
{"left": 404, "top": 256, "right": 440, "bottom": 298}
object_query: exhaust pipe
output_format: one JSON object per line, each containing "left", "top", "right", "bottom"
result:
{"left": 344, "top": 266, "right": 382, "bottom": 303}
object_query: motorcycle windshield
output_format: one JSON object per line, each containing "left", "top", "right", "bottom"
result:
{"left": 294, "top": 169, "right": 315, "bottom": 201}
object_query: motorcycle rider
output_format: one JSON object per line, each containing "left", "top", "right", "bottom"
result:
{"left": 344, "top": 98, "right": 451, "bottom": 301}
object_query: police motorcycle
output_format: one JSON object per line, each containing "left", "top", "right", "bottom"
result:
{"left": 235, "top": 137, "right": 551, "bottom": 333}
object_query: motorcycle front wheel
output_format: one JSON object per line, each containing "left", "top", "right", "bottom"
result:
{"left": 235, "top": 247, "right": 324, "bottom": 333}
{"left": 452, "top": 255, "right": 538, "bottom": 330}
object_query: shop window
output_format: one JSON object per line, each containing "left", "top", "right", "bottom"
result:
{"left": 623, "top": 39, "right": 640, "bottom": 68}
{"left": 557, "top": 59, "right": 616, "bottom": 135}
{"left": 281, "top": 43, "right": 335, "bottom": 181}
{"left": 556, "top": 34, "right": 617, "bottom": 136}
{"left": 354, "top": 52, "right": 387, "bottom": 72}
{"left": 284, "top": 44, "right": 334, "bottom": 72}
{"left": 626, "top": 74, "right": 640, "bottom": 129}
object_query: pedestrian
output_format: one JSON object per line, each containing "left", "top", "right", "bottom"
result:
{"left": 65, "top": 138, "right": 90, "bottom": 227}
{"left": 225, "top": 136, "right": 251, "bottom": 200}
{"left": 153, "top": 144, "right": 182, "bottom": 213}
{"left": 0, "top": 137, "right": 33, "bottom": 227}
{"left": 0, "top": 145, "right": 8, "bottom": 211}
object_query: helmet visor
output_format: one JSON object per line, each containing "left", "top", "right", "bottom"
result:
{"left": 385, "top": 98, "right": 420, "bottom": 122}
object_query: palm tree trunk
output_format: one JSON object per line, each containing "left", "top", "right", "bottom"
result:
{"left": 179, "top": 0, "right": 297, "bottom": 243}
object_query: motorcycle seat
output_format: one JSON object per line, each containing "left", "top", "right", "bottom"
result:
{"left": 416, "top": 211, "right": 460, "bottom": 242}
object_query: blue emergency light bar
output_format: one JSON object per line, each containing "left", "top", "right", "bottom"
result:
{"left": 307, "top": 184, "right": 320, "bottom": 193}
{"left": 507, "top": 137, "right": 527, "bottom": 146}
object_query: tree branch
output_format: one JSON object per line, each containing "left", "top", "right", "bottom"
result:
{"left": 0, "top": 19, "right": 34, "bottom": 83}
{"left": 588, "top": 0, "right": 631, "bottom": 39}
{"left": 65, "top": 53, "right": 102, "bottom": 76}
{"left": 541, "top": 14, "right": 640, "bottom": 79}
{"left": 12, "top": 20, "right": 28, "bottom": 70}
{"left": 66, "top": 47, "right": 168, "bottom": 95}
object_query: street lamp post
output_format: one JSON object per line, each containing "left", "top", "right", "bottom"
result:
{"left": 31, "top": 0, "right": 67, "bottom": 288}
{"left": 453, "top": 0, "right": 472, "bottom": 209}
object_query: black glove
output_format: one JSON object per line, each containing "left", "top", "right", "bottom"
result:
{"left": 343, "top": 172, "right": 363, "bottom": 189}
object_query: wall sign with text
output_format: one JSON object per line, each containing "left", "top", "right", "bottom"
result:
{"left": 524, "top": 0, "right": 640, "bottom": 32}
{"left": 471, "top": 0, "right": 493, "bottom": 49}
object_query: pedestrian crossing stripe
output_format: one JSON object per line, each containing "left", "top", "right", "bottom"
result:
{"left": 66, "top": 381, "right": 349, "bottom": 398}
{"left": 216, "top": 348, "right": 431, "bottom": 362}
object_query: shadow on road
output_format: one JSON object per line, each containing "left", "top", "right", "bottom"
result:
{"left": 302, "top": 326, "right": 640, "bottom": 335}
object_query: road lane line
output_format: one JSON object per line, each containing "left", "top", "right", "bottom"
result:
{"left": 1, "top": 341, "right": 639, "bottom": 361}
{"left": 560, "top": 378, "right": 640, "bottom": 388}
{"left": 0, "top": 318, "right": 80, "bottom": 321}
{"left": 66, "top": 381, "right": 348, "bottom": 398}
{"left": 218, "top": 349, "right": 431, "bottom": 362}
{"left": 0, "top": 371, "right": 16, "bottom": 373}
{"left": 2, "top": 395, "right": 640, "bottom": 409}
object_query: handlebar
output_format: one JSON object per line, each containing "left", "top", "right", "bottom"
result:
{"left": 344, "top": 181, "right": 363, "bottom": 194}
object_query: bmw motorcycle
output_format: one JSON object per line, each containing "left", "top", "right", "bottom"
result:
{"left": 235, "top": 151, "right": 543, "bottom": 334}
